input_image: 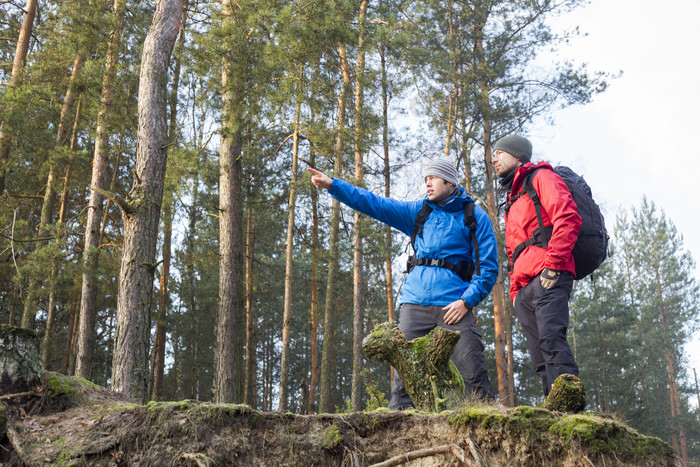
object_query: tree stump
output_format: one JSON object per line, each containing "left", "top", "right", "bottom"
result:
{"left": 0, "top": 325, "right": 42, "bottom": 394}
{"left": 362, "top": 321, "right": 465, "bottom": 412}
{"left": 544, "top": 374, "right": 587, "bottom": 413}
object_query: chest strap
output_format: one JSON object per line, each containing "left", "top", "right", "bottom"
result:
{"left": 406, "top": 256, "right": 476, "bottom": 282}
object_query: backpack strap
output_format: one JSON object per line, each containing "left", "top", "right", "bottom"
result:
{"left": 463, "top": 201, "right": 480, "bottom": 276}
{"left": 508, "top": 168, "right": 554, "bottom": 272}
{"left": 410, "top": 201, "right": 433, "bottom": 253}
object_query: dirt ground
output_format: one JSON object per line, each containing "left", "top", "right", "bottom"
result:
{"left": 0, "top": 373, "right": 680, "bottom": 466}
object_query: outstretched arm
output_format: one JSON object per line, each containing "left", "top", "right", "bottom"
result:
{"left": 307, "top": 167, "right": 332, "bottom": 189}
{"left": 307, "top": 167, "right": 419, "bottom": 236}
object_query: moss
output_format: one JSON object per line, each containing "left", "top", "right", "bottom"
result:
{"left": 368, "top": 407, "right": 392, "bottom": 414}
{"left": 146, "top": 399, "right": 195, "bottom": 414}
{"left": 549, "top": 414, "right": 674, "bottom": 460}
{"left": 410, "top": 334, "right": 429, "bottom": 354}
{"left": 203, "top": 403, "right": 261, "bottom": 424}
{"left": 46, "top": 375, "right": 81, "bottom": 397}
{"left": 447, "top": 361, "right": 465, "bottom": 393}
{"left": 544, "top": 374, "right": 586, "bottom": 413}
{"left": 322, "top": 425, "right": 343, "bottom": 452}
{"left": 449, "top": 404, "right": 501, "bottom": 427}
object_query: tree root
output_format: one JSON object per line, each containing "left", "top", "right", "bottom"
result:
{"left": 176, "top": 452, "right": 214, "bottom": 466}
{"left": 0, "top": 390, "right": 39, "bottom": 401}
{"left": 370, "top": 442, "right": 474, "bottom": 467}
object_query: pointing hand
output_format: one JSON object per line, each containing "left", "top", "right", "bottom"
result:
{"left": 306, "top": 167, "right": 333, "bottom": 190}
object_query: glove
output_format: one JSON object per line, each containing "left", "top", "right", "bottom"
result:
{"left": 540, "top": 268, "right": 561, "bottom": 289}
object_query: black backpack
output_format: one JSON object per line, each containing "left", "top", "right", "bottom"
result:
{"left": 507, "top": 166, "right": 608, "bottom": 280}
{"left": 406, "top": 200, "right": 481, "bottom": 282}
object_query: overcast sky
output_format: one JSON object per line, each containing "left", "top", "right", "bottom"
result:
{"left": 524, "top": 0, "right": 700, "bottom": 389}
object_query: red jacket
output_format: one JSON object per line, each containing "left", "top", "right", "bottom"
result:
{"left": 504, "top": 161, "right": 581, "bottom": 301}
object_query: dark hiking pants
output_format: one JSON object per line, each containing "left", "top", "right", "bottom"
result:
{"left": 514, "top": 271, "right": 578, "bottom": 396}
{"left": 388, "top": 303, "right": 494, "bottom": 410}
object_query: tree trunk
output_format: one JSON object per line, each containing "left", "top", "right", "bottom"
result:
{"left": 214, "top": 0, "right": 245, "bottom": 404}
{"left": 111, "top": 0, "right": 182, "bottom": 402}
{"left": 351, "top": 0, "right": 370, "bottom": 413}
{"left": 319, "top": 42, "right": 351, "bottom": 414}
{"left": 279, "top": 67, "right": 303, "bottom": 412}
{"left": 308, "top": 150, "right": 320, "bottom": 414}
{"left": 244, "top": 196, "right": 257, "bottom": 408}
{"left": 481, "top": 120, "right": 512, "bottom": 406}
{"left": 43, "top": 95, "right": 85, "bottom": 369}
{"left": 151, "top": 3, "right": 186, "bottom": 401}
{"left": 22, "top": 52, "right": 85, "bottom": 330}
{"left": 75, "top": 0, "right": 127, "bottom": 379}
{"left": 380, "top": 36, "right": 394, "bottom": 323}
{"left": 0, "top": 0, "right": 38, "bottom": 193}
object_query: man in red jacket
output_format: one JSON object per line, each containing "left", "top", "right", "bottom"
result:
{"left": 492, "top": 134, "right": 582, "bottom": 398}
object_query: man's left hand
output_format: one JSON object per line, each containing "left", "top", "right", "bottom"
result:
{"left": 540, "top": 268, "right": 561, "bottom": 289}
{"left": 442, "top": 300, "right": 471, "bottom": 325}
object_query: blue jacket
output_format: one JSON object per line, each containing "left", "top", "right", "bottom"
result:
{"left": 329, "top": 178, "right": 499, "bottom": 307}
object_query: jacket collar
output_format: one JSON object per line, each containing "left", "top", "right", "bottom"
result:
{"left": 511, "top": 161, "right": 552, "bottom": 195}
{"left": 425, "top": 187, "right": 473, "bottom": 212}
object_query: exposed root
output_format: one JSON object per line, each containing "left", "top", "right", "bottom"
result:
{"left": 369, "top": 443, "right": 473, "bottom": 467}
{"left": 176, "top": 452, "right": 214, "bottom": 466}
{"left": 0, "top": 390, "right": 40, "bottom": 401}
{"left": 467, "top": 438, "right": 485, "bottom": 467}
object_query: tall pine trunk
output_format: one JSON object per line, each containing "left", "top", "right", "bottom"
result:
{"left": 482, "top": 119, "right": 512, "bottom": 406}
{"left": 244, "top": 193, "right": 257, "bottom": 407}
{"left": 279, "top": 66, "right": 303, "bottom": 412}
{"left": 111, "top": 0, "right": 182, "bottom": 402}
{"left": 380, "top": 35, "right": 394, "bottom": 322}
{"left": 0, "top": 0, "right": 38, "bottom": 193}
{"left": 151, "top": 2, "right": 186, "bottom": 401}
{"left": 75, "top": 0, "right": 127, "bottom": 378}
{"left": 22, "top": 51, "right": 86, "bottom": 330}
{"left": 43, "top": 95, "right": 84, "bottom": 369}
{"left": 319, "top": 43, "right": 351, "bottom": 413}
{"left": 351, "top": 0, "right": 370, "bottom": 412}
{"left": 214, "top": 0, "right": 245, "bottom": 404}
{"left": 308, "top": 147, "right": 320, "bottom": 414}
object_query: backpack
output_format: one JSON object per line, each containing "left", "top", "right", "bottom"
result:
{"left": 507, "top": 166, "right": 608, "bottom": 280}
{"left": 406, "top": 199, "right": 481, "bottom": 282}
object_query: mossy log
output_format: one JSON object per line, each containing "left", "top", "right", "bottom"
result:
{"left": 0, "top": 325, "right": 42, "bottom": 394}
{"left": 362, "top": 321, "right": 465, "bottom": 412}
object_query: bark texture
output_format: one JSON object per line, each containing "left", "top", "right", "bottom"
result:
{"left": 75, "top": 0, "right": 127, "bottom": 379}
{"left": 362, "top": 321, "right": 465, "bottom": 412}
{"left": 111, "top": 0, "right": 182, "bottom": 402}
{"left": 214, "top": 0, "right": 245, "bottom": 403}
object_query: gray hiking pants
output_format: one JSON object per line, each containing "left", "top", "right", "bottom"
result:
{"left": 514, "top": 271, "right": 579, "bottom": 396}
{"left": 388, "top": 303, "right": 495, "bottom": 410}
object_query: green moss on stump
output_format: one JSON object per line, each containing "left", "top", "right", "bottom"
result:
{"left": 544, "top": 374, "right": 586, "bottom": 413}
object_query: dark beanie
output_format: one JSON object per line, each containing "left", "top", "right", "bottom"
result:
{"left": 493, "top": 135, "right": 532, "bottom": 162}
{"left": 423, "top": 158, "right": 459, "bottom": 187}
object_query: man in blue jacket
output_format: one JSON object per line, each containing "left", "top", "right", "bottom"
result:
{"left": 308, "top": 157, "right": 499, "bottom": 408}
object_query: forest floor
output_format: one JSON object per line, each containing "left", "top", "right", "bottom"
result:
{"left": 0, "top": 373, "right": 679, "bottom": 466}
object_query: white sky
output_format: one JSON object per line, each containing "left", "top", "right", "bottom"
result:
{"left": 527, "top": 0, "right": 700, "bottom": 391}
